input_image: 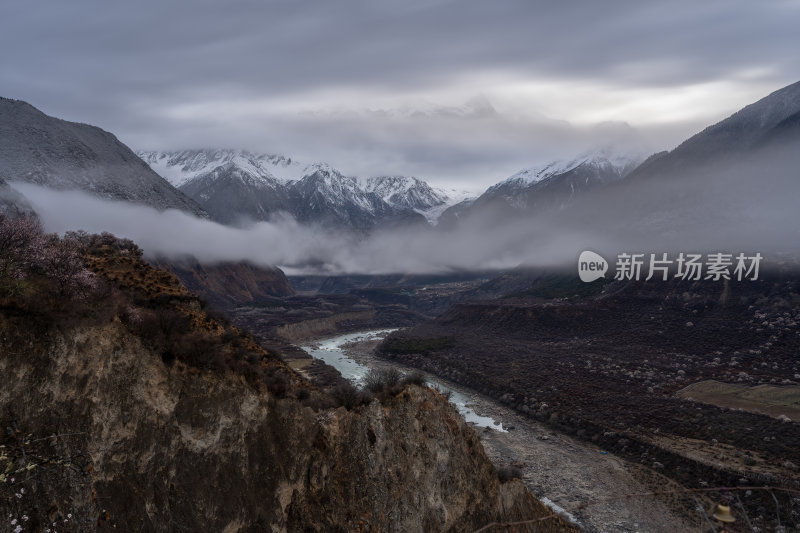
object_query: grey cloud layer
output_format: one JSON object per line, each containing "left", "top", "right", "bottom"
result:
{"left": 6, "top": 1, "right": 797, "bottom": 94}
{"left": 2, "top": 0, "right": 799, "bottom": 187}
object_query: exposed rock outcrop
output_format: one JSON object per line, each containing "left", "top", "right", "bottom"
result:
{"left": 0, "top": 318, "right": 571, "bottom": 532}
{"left": 0, "top": 233, "right": 574, "bottom": 532}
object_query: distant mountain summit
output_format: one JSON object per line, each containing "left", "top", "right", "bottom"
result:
{"left": 362, "top": 175, "right": 476, "bottom": 225}
{"left": 441, "top": 147, "right": 646, "bottom": 224}
{"left": 489, "top": 148, "right": 642, "bottom": 198}
{"left": 290, "top": 163, "right": 412, "bottom": 229}
{"left": 138, "top": 150, "right": 297, "bottom": 225}
{"left": 139, "top": 149, "right": 466, "bottom": 228}
{"left": 547, "top": 80, "right": 800, "bottom": 253}
{"left": 138, "top": 149, "right": 301, "bottom": 187}
{"left": 364, "top": 175, "right": 448, "bottom": 211}
{"left": 0, "top": 98, "right": 206, "bottom": 216}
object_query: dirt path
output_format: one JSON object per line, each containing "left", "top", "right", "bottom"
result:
{"left": 341, "top": 336, "right": 702, "bottom": 533}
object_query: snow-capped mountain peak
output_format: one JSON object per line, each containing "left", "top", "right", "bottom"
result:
{"left": 495, "top": 146, "right": 646, "bottom": 192}
{"left": 363, "top": 176, "right": 477, "bottom": 225}
{"left": 136, "top": 149, "right": 302, "bottom": 187}
{"left": 464, "top": 145, "right": 649, "bottom": 213}
{"left": 138, "top": 148, "right": 473, "bottom": 228}
{"left": 299, "top": 162, "right": 348, "bottom": 181}
{"left": 503, "top": 158, "right": 583, "bottom": 188}
{"left": 364, "top": 175, "right": 446, "bottom": 209}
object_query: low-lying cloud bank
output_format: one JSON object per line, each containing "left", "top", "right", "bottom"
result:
{"left": 10, "top": 145, "right": 800, "bottom": 275}
{"left": 12, "top": 182, "right": 590, "bottom": 274}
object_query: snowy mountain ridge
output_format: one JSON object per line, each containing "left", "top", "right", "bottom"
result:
{"left": 138, "top": 149, "right": 468, "bottom": 227}
{"left": 489, "top": 147, "right": 646, "bottom": 194}
{"left": 364, "top": 175, "right": 447, "bottom": 209}
{"left": 137, "top": 149, "right": 301, "bottom": 187}
{"left": 433, "top": 145, "right": 649, "bottom": 222}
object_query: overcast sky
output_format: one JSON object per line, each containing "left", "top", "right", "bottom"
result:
{"left": 2, "top": 0, "right": 799, "bottom": 189}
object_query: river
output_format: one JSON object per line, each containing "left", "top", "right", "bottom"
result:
{"left": 299, "top": 328, "right": 700, "bottom": 533}
{"left": 300, "top": 329, "right": 506, "bottom": 432}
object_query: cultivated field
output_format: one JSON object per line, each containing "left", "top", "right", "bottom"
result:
{"left": 678, "top": 380, "right": 800, "bottom": 420}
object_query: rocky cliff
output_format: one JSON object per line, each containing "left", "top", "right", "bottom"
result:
{"left": 0, "top": 227, "right": 574, "bottom": 532}
{"left": 0, "top": 321, "right": 567, "bottom": 532}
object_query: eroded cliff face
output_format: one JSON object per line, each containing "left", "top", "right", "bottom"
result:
{"left": 0, "top": 317, "right": 572, "bottom": 532}
{"left": 156, "top": 256, "right": 295, "bottom": 308}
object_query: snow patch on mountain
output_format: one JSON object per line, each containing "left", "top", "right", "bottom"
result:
{"left": 138, "top": 149, "right": 473, "bottom": 227}
{"left": 364, "top": 176, "right": 477, "bottom": 224}
{"left": 298, "top": 163, "right": 379, "bottom": 214}
{"left": 497, "top": 147, "right": 645, "bottom": 191}
{"left": 137, "top": 149, "right": 303, "bottom": 188}
{"left": 365, "top": 176, "right": 445, "bottom": 208}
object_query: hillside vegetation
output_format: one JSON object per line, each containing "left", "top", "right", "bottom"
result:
{"left": 0, "top": 216, "right": 575, "bottom": 532}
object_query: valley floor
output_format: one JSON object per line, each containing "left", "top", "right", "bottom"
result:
{"left": 338, "top": 333, "right": 703, "bottom": 533}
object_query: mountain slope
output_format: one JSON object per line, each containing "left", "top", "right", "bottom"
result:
{"left": 754, "top": 109, "right": 800, "bottom": 149}
{"left": 0, "top": 177, "right": 36, "bottom": 218}
{"left": 0, "top": 98, "right": 206, "bottom": 216}
{"left": 138, "top": 149, "right": 302, "bottom": 187}
{"left": 627, "top": 80, "right": 800, "bottom": 179}
{"left": 488, "top": 80, "right": 800, "bottom": 265}
{"left": 291, "top": 164, "right": 427, "bottom": 229}
{"left": 178, "top": 162, "right": 294, "bottom": 224}
{"left": 140, "top": 150, "right": 444, "bottom": 228}
{"left": 364, "top": 175, "right": 448, "bottom": 210}
{"left": 482, "top": 149, "right": 643, "bottom": 209}
{"left": 0, "top": 228, "right": 574, "bottom": 532}
{"left": 156, "top": 255, "right": 295, "bottom": 308}
{"left": 440, "top": 148, "right": 644, "bottom": 225}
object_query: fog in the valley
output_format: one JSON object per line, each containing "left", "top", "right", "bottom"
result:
{"left": 11, "top": 145, "right": 800, "bottom": 275}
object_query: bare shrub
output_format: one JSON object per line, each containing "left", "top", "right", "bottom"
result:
{"left": 363, "top": 368, "right": 402, "bottom": 393}
{"left": 169, "top": 331, "right": 226, "bottom": 371}
{"left": 402, "top": 370, "right": 426, "bottom": 387}
{"left": 331, "top": 382, "right": 370, "bottom": 410}
{"left": 497, "top": 466, "right": 523, "bottom": 483}
{"left": 66, "top": 230, "right": 141, "bottom": 258}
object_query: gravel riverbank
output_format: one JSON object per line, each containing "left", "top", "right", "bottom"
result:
{"left": 337, "top": 333, "right": 702, "bottom": 533}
